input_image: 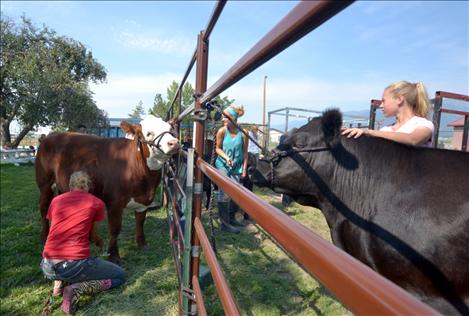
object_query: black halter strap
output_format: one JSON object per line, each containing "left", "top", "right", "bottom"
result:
{"left": 139, "top": 130, "right": 176, "bottom": 155}
{"left": 261, "top": 146, "right": 330, "bottom": 187}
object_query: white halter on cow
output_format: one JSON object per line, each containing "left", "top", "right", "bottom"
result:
{"left": 125, "top": 115, "right": 179, "bottom": 170}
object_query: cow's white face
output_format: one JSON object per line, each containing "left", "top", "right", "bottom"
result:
{"left": 140, "top": 115, "right": 180, "bottom": 170}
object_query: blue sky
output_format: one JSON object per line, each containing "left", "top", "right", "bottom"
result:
{"left": 2, "top": 1, "right": 468, "bottom": 127}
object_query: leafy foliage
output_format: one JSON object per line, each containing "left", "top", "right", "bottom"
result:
{"left": 128, "top": 100, "right": 146, "bottom": 119}
{"left": 148, "top": 81, "right": 193, "bottom": 120}
{"left": 148, "top": 93, "right": 167, "bottom": 119}
{"left": 148, "top": 81, "right": 235, "bottom": 123}
{"left": 0, "top": 14, "right": 107, "bottom": 146}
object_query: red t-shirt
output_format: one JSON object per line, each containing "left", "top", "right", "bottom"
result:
{"left": 43, "top": 191, "right": 106, "bottom": 260}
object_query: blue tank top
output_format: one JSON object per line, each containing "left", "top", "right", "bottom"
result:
{"left": 215, "top": 128, "right": 244, "bottom": 175}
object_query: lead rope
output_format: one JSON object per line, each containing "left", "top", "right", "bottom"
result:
{"left": 205, "top": 122, "right": 219, "bottom": 255}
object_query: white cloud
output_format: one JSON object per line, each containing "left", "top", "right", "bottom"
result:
{"left": 91, "top": 73, "right": 380, "bottom": 123}
{"left": 91, "top": 71, "right": 467, "bottom": 125}
{"left": 223, "top": 77, "right": 387, "bottom": 124}
{"left": 232, "top": 75, "right": 469, "bottom": 125}
{"left": 115, "top": 31, "right": 192, "bottom": 55}
{"left": 90, "top": 73, "right": 181, "bottom": 118}
{"left": 358, "top": 1, "right": 421, "bottom": 17}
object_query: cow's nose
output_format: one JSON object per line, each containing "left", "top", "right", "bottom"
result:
{"left": 168, "top": 139, "right": 180, "bottom": 150}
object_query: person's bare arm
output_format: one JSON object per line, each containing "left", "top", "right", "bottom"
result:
{"left": 341, "top": 127, "right": 432, "bottom": 146}
{"left": 242, "top": 130, "right": 249, "bottom": 178}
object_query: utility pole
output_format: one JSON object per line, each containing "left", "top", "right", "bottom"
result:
{"left": 262, "top": 75, "right": 267, "bottom": 150}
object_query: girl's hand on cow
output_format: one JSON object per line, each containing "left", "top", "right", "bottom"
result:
{"left": 226, "top": 158, "right": 234, "bottom": 167}
{"left": 341, "top": 127, "right": 369, "bottom": 139}
{"left": 241, "top": 170, "right": 247, "bottom": 179}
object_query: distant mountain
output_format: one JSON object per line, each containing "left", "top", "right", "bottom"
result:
{"left": 271, "top": 109, "right": 371, "bottom": 131}
{"left": 270, "top": 109, "right": 461, "bottom": 136}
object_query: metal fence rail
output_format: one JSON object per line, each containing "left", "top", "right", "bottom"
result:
{"left": 196, "top": 158, "right": 438, "bottom": 315}
{"left": 194, "top": 218, "right": 240, "bottom": 315}
{"left": 432, "top": 91, "right": 469, "bottom": 151}
{"left": 163, "top": 1, "right": 442, "bottom": 315}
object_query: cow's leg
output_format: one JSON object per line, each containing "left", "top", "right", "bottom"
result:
{"left": 39, "top": 185, "right": 54, "bottom": 242}
{"left": 135, "top": 210, "right": 148, "bottom": 249}
{"left": 107, "top": 208, "right": 123, "bottom": 265}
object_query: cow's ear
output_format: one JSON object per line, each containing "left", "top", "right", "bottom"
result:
{"left": 132, "top": 124, "right": 144, "bottom": 138}
{"left": 321, "top": 109, "right": 342, "bottom": 147}
{"left": 120, "top": 121, "right": 135, "bottom": 135}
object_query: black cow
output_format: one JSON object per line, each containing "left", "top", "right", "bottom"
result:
{"left": 250, "top": 109, "right": 469, "bottom": 315}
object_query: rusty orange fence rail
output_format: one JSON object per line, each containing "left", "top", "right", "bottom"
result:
{"left": 164, "top": 1, "right": 441, "bottom": 315}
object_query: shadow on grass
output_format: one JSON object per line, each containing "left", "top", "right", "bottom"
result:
{"left": 201, "top": 211, "right": 345, "bottom": 316}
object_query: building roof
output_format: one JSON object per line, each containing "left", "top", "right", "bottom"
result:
{"left": 109, "top": 118, "right": 140, "bottom": 127}
{"left": 447, "top": 117, "right": 467, "bottom": 127}
{"left": 269, "top": 128, "right": 284, "bottom": 134}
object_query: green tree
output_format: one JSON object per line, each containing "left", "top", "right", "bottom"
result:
{"left": 148, "top": 80, "right": 235, "bottom": 122}
{"left": 0, "top": 14, "right": 107, "bottom": 147}
{"left": 213, "top": 95, "right": 235, "bottom": 109}
{"left": 148, "top": 93, "right": 167, "bottom": 118}
{"left": 58, "top": 83, "right": 109, "bottom": 131}
{"left": 128, "top": 100, "right": 145, "bottom": 119}
{"left": 148, "top": 81, "right": 194, "bottom": 120}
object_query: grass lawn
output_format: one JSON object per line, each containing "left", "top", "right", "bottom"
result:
{"left": 0, "top": 163, "right": 346, "bottom": 315}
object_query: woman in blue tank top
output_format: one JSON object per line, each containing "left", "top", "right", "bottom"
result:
{"left": 214, "top": 105, "right": 249, "bottom": 234}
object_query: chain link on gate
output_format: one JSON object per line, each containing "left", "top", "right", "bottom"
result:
{"left": 204, "top": 118, "right": 220, "bottom": 255}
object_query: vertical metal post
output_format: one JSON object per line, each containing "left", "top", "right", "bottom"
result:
{"left": 171, "top": 156, "right": 180, "bottom": 315}
{"left": 462, "top": 115, "right": 469, "bottom": 152}
{"left": 190, "top": 31, "right": 208, "bottom": 314}
{"left": 262, "top": 76, "right": 268, "bottom": 149}
{"left": 285, "top": 108, "right": 289, "bottom": 132}
{"left": 177, "top": 88, "right": 183, "bottom": 138}
{"left": 182, "top": 149, "right": 194, "bottom": 315}
{"left": 432, "top": 93, "right": 443, "bottom": 148}
{"left": 266, "top": 112, "right": 271, "bottom": 151}
{"left": 368, "top": 99, "right": 381, "bottom": 130}
{"left": 369, "top": 101, "right": 376, "bottom": 130}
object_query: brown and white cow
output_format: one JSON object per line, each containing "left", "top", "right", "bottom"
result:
{"left": 36, "top": 115, "right": 179, "bottom": 263}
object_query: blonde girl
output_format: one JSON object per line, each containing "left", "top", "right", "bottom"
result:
{"left": 342, "top": 80, "right": 434, "bottom": 147}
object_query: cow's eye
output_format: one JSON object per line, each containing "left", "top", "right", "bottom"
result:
{"left": 146, "top": 132, "right": 152, "bottom": 137}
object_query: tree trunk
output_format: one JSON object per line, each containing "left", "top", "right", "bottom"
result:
{"left": 0, "top": 118, "right": 12, "bottom": 147}
{"left": 12, "top": 124, "right": 33, "bottom": 148}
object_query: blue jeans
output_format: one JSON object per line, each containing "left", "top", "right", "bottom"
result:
{"left": 41, "top": 257, "right": 125, "bottom": 287}
{"left": 216, "top": 169, "right": 241, "bottom": 203}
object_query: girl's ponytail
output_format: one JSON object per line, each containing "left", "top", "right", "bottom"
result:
{"left": 414, "top": 82, "right": 431, "bottom": 117}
